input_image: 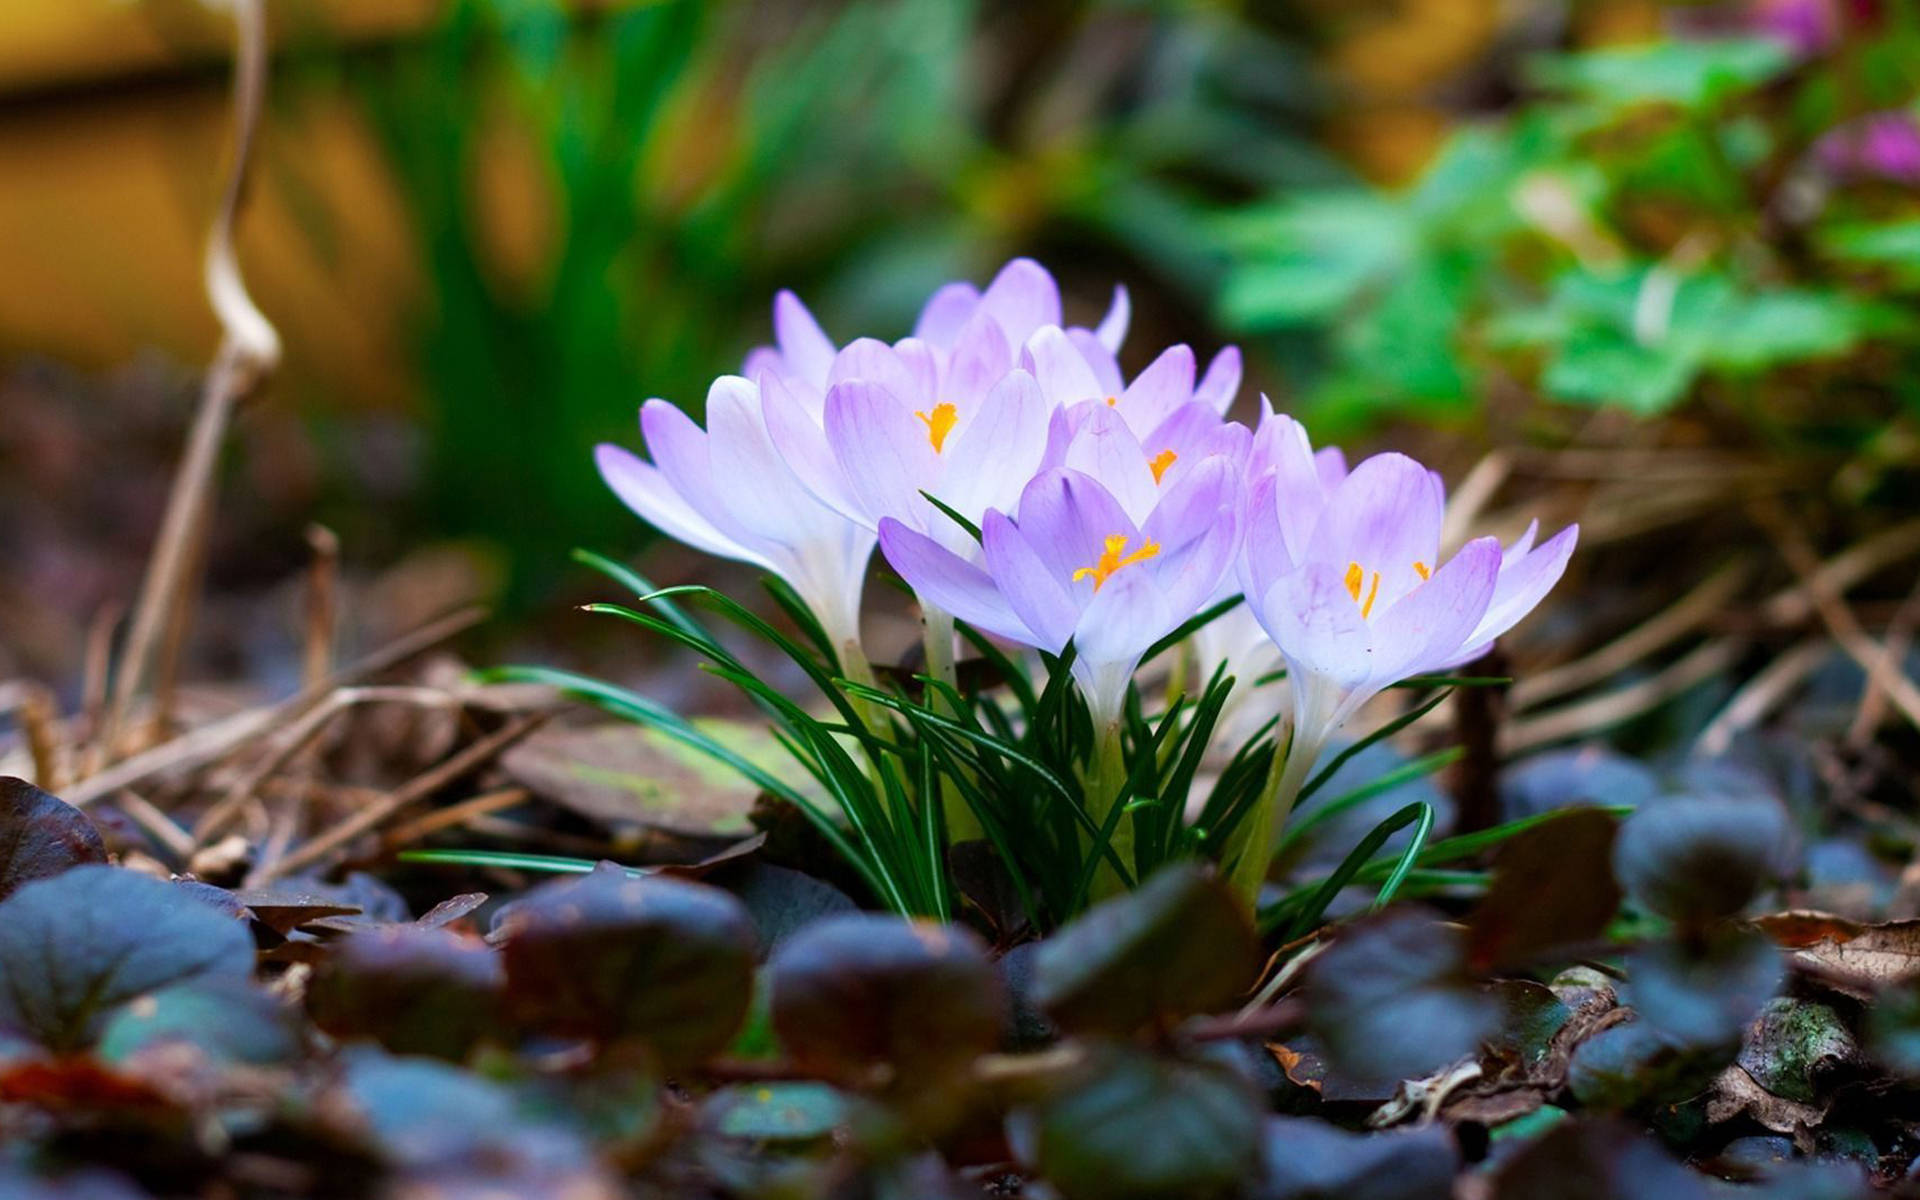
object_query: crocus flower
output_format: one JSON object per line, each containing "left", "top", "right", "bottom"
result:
{"left": 1190, "top": 404, "right": 1349, "bottom": 721}
{"left": 595, "top": 376, "right": 878, "bottom": 668}
{"left": 743, "top": 257, "right": 1129, "bottom": 415}
{"left": 1024, "top": 326, "right": 1244, "bottom": 438}
{"left": 1815, "top": 110, "right": 1920, "bottom": 186}
{"left": 1229, "top": 435, "right": 1576, "bottom": 898}
{"left": 877, "top": 462, "right": 1239, "bottom": 725}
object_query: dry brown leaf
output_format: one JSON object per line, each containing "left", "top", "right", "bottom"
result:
{"left": 1755, "top": 910, "right": 1920, "bottom": 997}
{"left": 500, "top": 722, "right": 774, "bottom": 838}
{"left": 1703, "top": 1065, "right": 1827, "bottom": 1138}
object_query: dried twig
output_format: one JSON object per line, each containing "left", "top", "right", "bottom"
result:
{"left": 192, "top": 685, "right": 463, "bottom": 844}
{"left": 380, "top": 787, "right": 532, "bottom": 851}
{"left": 303, "top": 525, "right": 340, "bottom": 690}
{"left": 1502, "top": 638, "right": 1745, "bottom": 756}
{"left": 1512, "top": 559, "right": 1753, "bottom": 711}
{"left": 1754, "top": 504, "right": 1920, "bottom": 736}
{"left": 1693, "top": 638, "right": 1832, "bottom": 758}
{"left": 66, "top": 605, "right": 486, "bottom": 808}
{"left": 1849, "top": 572, "right": 1920, "bottom": 750}
{"left": 113, "top": 790, "right": 198, "bottom": 865}
{"left": 251, "top": 714, "right": 546, "bottom": 885}
{"left": 94, "top": 0, "right": 281, "bottom": 767}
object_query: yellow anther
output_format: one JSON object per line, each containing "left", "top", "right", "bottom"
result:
{"left": 1149, "top": 448, "right": 1178, "bottom": 484}
{"left": 1105, "top": 395, "right": 1118, "bottom": 406}
{"left": 1074, "top": 534, "right": 1161, "bottom": 591}
{"left": 1413, "top": 561, "right": 1431, "bottom": 582}
{"left": 915, "top": 403, "right": 959, "bottom": 453}
{"left": 1344, "top": 561, "right": 1382, "bottom": 619}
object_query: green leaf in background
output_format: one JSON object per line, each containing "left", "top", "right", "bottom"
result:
{"left": 1529, "top": 37, "right": 1792, "bottom": 112}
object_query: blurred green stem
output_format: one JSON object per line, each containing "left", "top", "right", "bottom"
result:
{"left": 922, "top": 606, "right": 982, "bottom": 843}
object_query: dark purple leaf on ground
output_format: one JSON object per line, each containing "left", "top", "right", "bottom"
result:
{"left": 334, "top": 1048, "right": 593, "bottom": 1176}
{"left": 1467, "top": 807, "right": 1621, "bottom": 972}
{"left": 307, "top": 925, "right": 505, "bottom": 1061}
{"left": 1500, "top": 747, "right": 1659, "bottom": 819}
{"left": 1625, "top": 924, "right": 1784, "bottom": 1047}
{"left": 1021, "top": 1042, "right": 1262, "bottom": 1200}
{"left": 0, "top": 1166, "right": 150, "bottom": 1200}
{"left": 96, "top": 977, "right": 300, "bottom": 1066}
{"left": 0, "top": 777, "right": 106, "bottom": 902}
{"left": 223, "top": 889, "right": 363, "bottom": 935}
{"left": 498, "top": 865, "right": 756, "bottom": 1066}
{"left": 1490, "top": 1117, "right": 1711, "bottom": 1199}
{"left": 707, "top": 861, "right": 857, "bottom": 954}
{"left": 1302, "top": 909, "right": 1494, "bottom": 1090}
{"left": 1567, "top": 1021, "right": 1732, "bottom": 1111}
{"left": 1257, "top": 1116, "right": 1457, "bottom": 1200}
{"left": 1032, "top": 863, "right": 1258, "bottom": 1035}
{"left": 0, "top": 866, "right": 255, "bottom": 1051}
{"left": 1612, "top": 795, "right": 1792, "bottom": 924}
{"left": 770, "top": 913, "right": 1002, "bottom": 1089}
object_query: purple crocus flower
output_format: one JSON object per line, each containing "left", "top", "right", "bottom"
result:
{"left": 1815, "top": 110, "right": 1920, "bottom": 186}
{"left": 1024, "top": 326, "right": 1244, "bottom": 437}
{"left": 1228, "top": 433, "right": 1576, "bottom": 899}
{"left": 743, "top": 257, "right": 1129, "bottom": 415}
{"left": 878, "top": 463, "right": 1239, "bottom": 725}
{"left": 595, "top": 376, "right": 878, "bottom": 670}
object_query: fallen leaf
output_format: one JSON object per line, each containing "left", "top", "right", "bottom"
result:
{"left": 500, "top": 722, "right": 779, "bottom": 837}
{"left": 1755, "top": 911, "right": 1920, "bottom": 996}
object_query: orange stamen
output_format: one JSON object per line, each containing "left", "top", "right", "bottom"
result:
{"left": 1344, "top": 561, "right": 1382, "bottom": 619}
{"left": 1073, "top": 534, "right": 1161, "bottom": 591}
{"left": 1104, "top": 395, "right": 1118, "bottom": 407}
{"left": 915, "top": 403, "right": 959, "bottom": 453}
{"left": 1149, "top": 448, "right": 1178, "bottom": 484}
{"left": 1413, "top": 561, "right": 1431, "bottom": 582}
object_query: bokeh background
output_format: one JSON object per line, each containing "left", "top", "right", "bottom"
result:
{"left": 3, "top": 0, "right": 1917, "bottom": 733}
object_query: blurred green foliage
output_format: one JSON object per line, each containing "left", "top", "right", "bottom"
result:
{"left": 348, "top": 0, "right": 1342, "bottom": 603}
{"left": 1219, "top": 17, "right": 1920, "bottom": 434}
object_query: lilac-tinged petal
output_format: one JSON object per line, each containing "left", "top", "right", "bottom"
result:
{"left": 1255, "top": 414, "right": 1331, "bottom": 563}
{"left": 827, "top": 338, "right": 927, "bottom": 409}
{"left": 1148, "top": 505, "right": 1238, "bottom": 628}
{"left": 1503, "top": 519, "right": 1540, "bottom": 565}
{"left": 1253, "top": 563, "right": 1375, "bottom": 694}
{"left": 979, "top": 258, "right": 1062, "bottom": 342}
{"left": 894, "top": 337, "right": 940, "bottom": 405}
{"left": 761, "top": 370, "right": 861, "bottom": 519}
{"left": 1117, "top": 344, "right": 1196, "bottom": 436}
{"left": 773, "top": 290, "right": 835, "bottom": 387}
{"left": 1060, "top": 404, "right": 1159, "bottom": 526}
{"left": 1013, "top": 468, "right": 1137, "bottom": 585}
{"left": 913, "top": 281, "right": 982, "bottom": 348}
{"left": 1142, "top": 453, "right": 1234, "bottom": 559}
{"left": 1023, "top": 326, "right": 1107, "bottom": 407}
{"left": 823, "top": 380, "right": 937, "bottom": 530}
{"left": 1467, "top": 524, "right": 1578, "bottom": 648}
{"left": 1307, "top": 452, "right": 1445, "bottom": 605}
{"left": 595, "top": 443, "right": 768, "bottom": 570}
{"left": 1067, "top": 328, "right": 1125, "bottom": 397}
{"left": 1094, "top": 283, "right": 1130, "bottom": 353}
{"left": 880, "top": 518, "right": 1031, "bottom": 644}
{"left": 943, "top": 313, "right": 1013, "bottom": 410}
{"left": 1239, "top": 473, "right": 1294, "bottom": 603}
{"left": 705, "top": 377, "right": 840, "bottom": 546}
{"left": 937, "top": 370, "right": 1048, "bottom": 534}
{"left": 1071, "top": 567, "right": 1171, "bottom": 719}
{"left": 982, "top": 509, "right": 1080, "bottom": 651}
{"left": 1369, "top": 536, "right": 1502, "bottom": 685}
{"left": 641, "top": 397, "right": 748, "bottom": 547}
{"left": 1314, "top": 445, "right": 1350, "bottom": 490}
{"left": 1194, "top": 345, "right": 1242, "bottom": 414}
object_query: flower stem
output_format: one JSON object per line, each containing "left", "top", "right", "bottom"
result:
{"left": 1086, "top": 716, "right": 1132, "bottom": 899}
{"left": 1228, "top": 730, "right": 1316, "bottom": 909}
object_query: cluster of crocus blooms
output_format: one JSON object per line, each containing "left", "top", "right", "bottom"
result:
{"left": 598, "top": 258, "right": 1576, "bottom": 902}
